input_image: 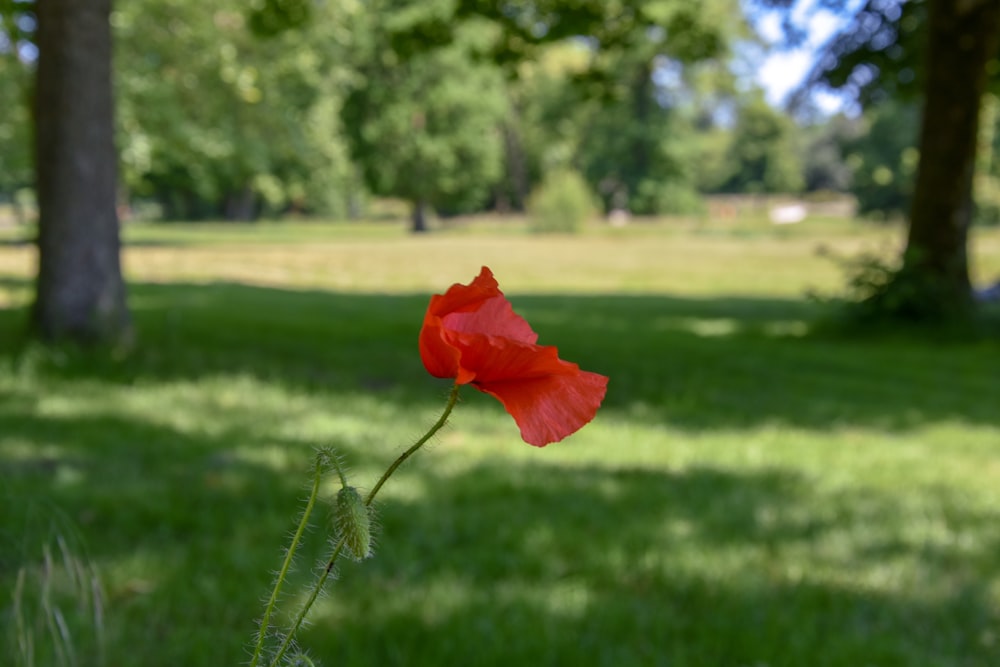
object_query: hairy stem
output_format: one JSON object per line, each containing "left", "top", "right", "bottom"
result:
{"left": 250, "top": 454, "right": 325, "bottom": 667}
{"left": 365, "top": 383, "right": 461, "bottom": 505}
{"left": 267, "top": 383, "right": 461, "bottom": 667}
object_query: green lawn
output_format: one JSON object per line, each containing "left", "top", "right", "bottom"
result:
{"left": 2, "top": 219, "right": 999, "bottom": 666}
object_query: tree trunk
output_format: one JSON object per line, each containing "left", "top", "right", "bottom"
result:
{"left": 224, "top": 184, "right": 257, "bottom": 222}
{"left": 32, "top": 0, "right": 130, "bottom": 343}
{"left": 897, "top": 0, "right": 1000, "bottom": 317}
{"left": 629, "top": 59, "right": 652, "bottom": 189}
{"left": 411, "top": 199, "right": 428, "bottom": 233}
{"left": 502, "top": 119, "right": 528, "bottom": 211}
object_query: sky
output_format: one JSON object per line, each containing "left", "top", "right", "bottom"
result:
{"left": 750, "top": 0, "right": 866, "bottom": 114}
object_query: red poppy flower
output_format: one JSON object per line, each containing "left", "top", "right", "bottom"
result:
{"left": 420, "top": 266, "right": 608, "bottom": 446}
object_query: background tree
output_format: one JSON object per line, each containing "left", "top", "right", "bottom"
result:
{"left": 495, "top": 42, "right": 591, "bottom": 212}
{"left": 575, "top": 52, "right": 706, "bottom": 215}
{"left": 0, "top": 25, "right": 32, "bottom": 207}
{"left": 800, "top": 113, "right": 861, "bottom": 194}
{"left": 843, "top": 101, "right": 919, "bottom": 219}
{"left": 973, "top": 93, "right": 1000, "bottom": 226}
{"left": 898, "top": 0, "right": 1000, "bottom": 316}
{"left": 378, "top": 0, "right": 749, "bottom": 217}
{"left": 114, "top": 0, "right": 357, "bottom": 220}
{"left": 784, "top": 0, "right": 1000, "bottom": 320}
{"left": 32, "top": 0, "right": 130, "bottom": 342}
{"left": 341, "top": 28, "right": 508, "bottom": 232}
{"left": 721, "top": 97, "right": 804, "bottom": 194}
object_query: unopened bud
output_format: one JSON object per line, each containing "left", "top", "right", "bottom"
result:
{"left": 335, "top": 486, "right": 371, "bottom": 561}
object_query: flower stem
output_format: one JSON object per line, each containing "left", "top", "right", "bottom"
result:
{"left": 365, "top": 383, "right": 461, "bottom": 505}
{"left": 266, "top": 383, "right": 461, "bottom": 667}
{"left": 266, "top": 537, "right": 346, "bottom": 667}
{"left": 250, "top": 453, "right": 325, "bottom": 667}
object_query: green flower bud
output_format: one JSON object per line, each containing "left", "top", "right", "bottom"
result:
{"left": 335, "top": 486, "right": 371, "bottom": 561}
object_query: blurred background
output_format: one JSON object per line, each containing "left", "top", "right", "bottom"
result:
{"left": 1, "top": 0, "right": 990, "bottom": 230}
{"left": 2, "top": 1, "right": 1000, "bottom": 666}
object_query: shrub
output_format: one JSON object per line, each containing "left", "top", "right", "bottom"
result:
{"left": 527, "top": 169, "right": 597, "bottom": 233}
{"left": 633, "top": 180, "right": 705, "bottom": 216}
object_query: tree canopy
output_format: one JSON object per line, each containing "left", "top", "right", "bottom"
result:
{"left": 341, "top": 28, "right": 509, "bottom": 230}
{"left": 2, "top": 0, "right": 863, "bottom": 227}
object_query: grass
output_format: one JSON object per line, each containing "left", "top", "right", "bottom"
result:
{"left": 1, "top": 217, "right": 999, "bottom": 666}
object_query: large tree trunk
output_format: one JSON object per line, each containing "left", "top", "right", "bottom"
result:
{"left": 32, "top": 0, "right": 130, "bottom": 343}
{"left": 896, "top": 0, "right": 1000, "bottom": 317}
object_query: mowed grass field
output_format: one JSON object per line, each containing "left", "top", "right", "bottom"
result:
{"left": 2, "top": 217, "right": 1000, "bottom": 666}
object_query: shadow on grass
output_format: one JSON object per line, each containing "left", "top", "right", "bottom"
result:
{"left": 2, "top": 278, "right": 998, "bottom": 433}
{"left": 5, "top": 430, "right": 997, "bottom": 665}
{"left": 303, "top": 458, "right": 1000, "bottom": 666}
{"left": 0, "top": 234, "right": 203, "bottom": 248}
{"left": 0, "top": 407, "right": 339, "bottom": 666}
{"left": 2, "top": 279, "right": 999, "bottom": 665}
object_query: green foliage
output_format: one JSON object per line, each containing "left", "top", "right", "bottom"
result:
{"left": 810, "top": 0, "right": 926, "bottom": 106}
{"left": 247, "top": 0, "right": 311, "bottom": 38}
{"left": 634, "top": 179, "right": 706, "bottom": 216}
{"left": 844, "top": 101, "right": 919, "bottom": 220}
{"left": 527, "top": 168, "right": 597, "bottom": 233}
{"left": 114, "top": 0, "right": 357, "bottom": 219}
{"left": 722, "top": 98, "right": 804, "bottom": 194}
{"left": 0, "top": 44, "right": 31, "bottom": 195}
{"left": 2, "top": 0, "right": 866, "bottom": 223}
{"left": 975, "top": 95, "right": 1000, "bottom": 227}
{"left": 375, "top": 0, "right": 750, "bottom": 215}
{"left": 975, "top": 175, "right": 1000, "bottom": 227}
{"left": 497, "top": 43, "right": 593, "bottom": 211}
{"left": 511, "top": 40, "right": 724, "bottom": 216}
{"left": 800, "top": 113, "right": 862, "bottom": 193}
{"left": 576, "top": 60, "right": 704, "bottom": 215}
{"left": 439, "top": 0, "right": 742, "bottom": 67}
{"left": 691, "top": 128, "right": 733, "bottom": 193}
{"left": 342, "top": 33, "right": 508, "bottom": 218}
{"left": 4, "top": 0, "right": 818, "bottom": 221}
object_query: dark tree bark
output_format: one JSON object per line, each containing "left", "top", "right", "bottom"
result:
{"left": 32, "top": 0, "right": 130, "bottom": 342}
{"left": 411, "top": 199, "right": 428, "bottom": 233}
{"left": 224, "top": 185, "right": 258, "bottom": 222}
{"left": 895, "top": 0, "right": 1000, "bottom": 317}
{"left": 628, "top": 60, "right": 652, "bottom": 190}
{"left": 501, "top": 120, "right": 529, "bottom": 212}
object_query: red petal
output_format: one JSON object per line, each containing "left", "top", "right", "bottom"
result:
{"left": 419, "top": 266, "right": 608, "bottom": 446}
{"left": 445, "top": 332, "right": 561, "bottom": 384}
{"left": 431, "top": 267, "right": 536, "bottom": 343}
{"left": 447, "top": 332, "right": 608, "bottom": 445}
{"left": 420, "top": 267, "right": 535, "bottom": 380}
{"left": 478, "top": 370, "right": 608, "bottom": 447}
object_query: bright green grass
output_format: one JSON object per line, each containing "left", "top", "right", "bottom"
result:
{"left": 1, "top": 219, "right": 999, "bottom": 666}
